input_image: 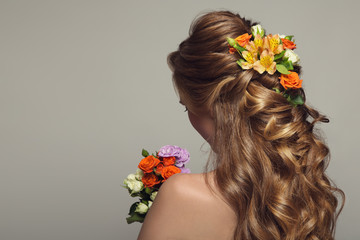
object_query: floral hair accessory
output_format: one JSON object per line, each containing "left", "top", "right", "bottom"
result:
{"left": 227, "top": 24, "right": 304, "bottom": 106}
{"left": 123, "top": 145, "right": 190, "bottom": 224}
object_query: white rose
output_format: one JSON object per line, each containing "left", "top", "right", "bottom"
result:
{"left": 279, "top": 34, "right": 286, "bottom": 39}
{"left": 131, "top": 180, "right": 144, "bottom": 194}
{"left": 135, "top": 202, "right": 149, "bottom": 214}
{"left": 125, "top": 174, "right": 136, "bottom": 181}
{"left": 284, "top": 49, "right": 300, "bottom": 65}
{"left": 251, "top": 24, "right": 265, "bottom": 37}
{"left": 150, "top": 191, "right": 158, "bottom": 201}
{"left": 135, "top": 169, "right": 144, "bottom": 181}
{"left": 124, "top": 174, "right": 143, "bottom": 194}
{"left": 148, "top": 201, "right": 153, "bottom": 208}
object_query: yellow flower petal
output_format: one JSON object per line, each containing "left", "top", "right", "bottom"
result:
{"left": 242, "top": 51, "right": 256, "bottom": 64}
{"left": 253, "top": 61, "right": 265, "bottom": 74}
{"left": 267, "top": 62, "right": 277, "bottom": 75}
{"left": 241, "top": 61, "right": 254, "bottom": 69}
{"left": 254, "top": 34, "right": 264, "bottom": 50}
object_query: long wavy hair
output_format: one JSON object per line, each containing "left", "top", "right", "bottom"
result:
{"left": 168, "top": 11, "right": 344, "bottom": 240}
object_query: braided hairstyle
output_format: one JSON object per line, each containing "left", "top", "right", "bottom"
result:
{"left": 168, "top": 11, "right": 344, "bottom": 240}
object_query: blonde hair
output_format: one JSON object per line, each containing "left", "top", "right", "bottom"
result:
{"left": 168, "top": 11, "right": 344, "bottom": 240}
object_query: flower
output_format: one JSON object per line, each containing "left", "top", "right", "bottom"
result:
{"left": 227, "top": 24, "right": 304, "bottom": 107}
{"left": 158, "top": 145, "right": 190, "bottom": 168}
{"left": 284, "top": 49, "right": 300, "bottom": 65}
{"left": 279, "top": 71, "right": 303, "bottom": 89}
{"left": 161, "top": 165, "right": 181, "bottom": 180}
{"left": 124, "top": 174, "right": 144, "bottom": 194}
{"left": 124, "top": 173, "right": 136, "bottom": 181}
{"left": 155, "top": 163, "right": 164, "bottom": 175}
{"left": 150, "top": 191, "right": 158, "bottom": 201}
{"left": 234, "top": 33, "right": 252, "bottom": 47}
{"left": 179, "top": 167, "right": 191, "bottom": 173}
{"left": 141, "top": 173, "right": 161, "bottom": 188}
{"left": 264, "top": 34, "right": 284, "bottom": 54}
{"left": 135, "top": 168, "right": 144, "bottom": 181}
{"left": 125, "top": 146, "right": 191, "bottom": 224}
{"left": 135, "top": 202, "right": 149, "bottom": 214}
{"left": 162, "top": 156, "right": 176, "bottom": 166}
{"left": 228, "top": 33, "right": 252, "bottom": 54}
{"left": 253, "top": 34, "right": 264, "bottom": 51}
{"left": 138, "top": 155, "right": 160, "bottom": 173}
{"left": 253, "top": 49, "right": 276, "bottom": 74}
{"left": 281, "top": 38, "right": 296, "bottom": 50}
{"left": 240, "top": 50, "right": 257, "bottom": 69}
{"left": 251, "top": 24, "right": 265, "bottom": 38}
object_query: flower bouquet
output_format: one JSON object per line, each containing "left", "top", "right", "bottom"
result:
{"left": 123, "top": 145, "right": 190, "bottom": 224}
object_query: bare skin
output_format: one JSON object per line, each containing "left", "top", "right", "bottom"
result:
{"left": 137, "top": 172, "right": 237, "bottom": 240}
{"left": 138, "top": 104, "right": 236, "bottom": 239}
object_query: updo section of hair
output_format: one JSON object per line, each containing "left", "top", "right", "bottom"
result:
{"left": 168, "top": 11, "right": 302, "bottom": 113}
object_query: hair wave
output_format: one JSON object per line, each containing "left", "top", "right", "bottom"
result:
{"left": 168, "top": 11, "right": 344, "bottom": 240}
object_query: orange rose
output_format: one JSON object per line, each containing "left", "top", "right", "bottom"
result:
{"left": 162, "top": 156, "right": 176, "bottom": 166}
{"left": 161, "top": 165, "right": 181, "bottom": 181}
{"left": 155, "top": 163, "right": 164, "bottom": 175}
{"left": 279, "top": 72, "right": 303, "bottom": 90}
{"left": 138, "top": 155, "right": 160, "bottom": 173}
{"left": 228, "top": 33, "right": 252, "bottom": 54}
{"left": 141, "top": 173, "right": 161, "bottom": 188}
{"left": 281, "top": 38, "right": 296, "bottom": 50}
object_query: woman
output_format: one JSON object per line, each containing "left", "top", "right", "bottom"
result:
{"left": 138, "top": 11, "right": 344, "bottom": 240}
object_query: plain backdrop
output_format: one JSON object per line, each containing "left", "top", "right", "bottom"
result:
{"left": 1, "top": 0, "right": 359, "bottom": 239}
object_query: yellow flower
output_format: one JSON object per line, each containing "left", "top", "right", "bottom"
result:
{"left": 264, "top": 34, "right": 284, "bottom": 54}
{"left": 253, "top": 49, "right": 276, "bottom": 74}
{"left": 253, "top": 34, "right": 264, "bottom": 51}
{"left": 240, "top": 50, "right": 257, "bottom": 69}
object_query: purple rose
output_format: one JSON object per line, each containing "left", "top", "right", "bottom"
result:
{"left": 158, "top": 145, "right": 190, "bottom": 168}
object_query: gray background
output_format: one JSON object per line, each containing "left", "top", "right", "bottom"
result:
{"left": 1, "top": 0, "right": 359, "bottom": 239}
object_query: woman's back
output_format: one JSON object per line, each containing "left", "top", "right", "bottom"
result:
{"left": 138, "top": 172, "right": 237, "bottom": 240}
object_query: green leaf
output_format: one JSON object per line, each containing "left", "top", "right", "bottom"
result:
{"left": 272, "top": 88, "right": 281, "bottom": 93}
{"left": 129, "top": 202, "right": 138, "bottom": 215}
{"left": 276, "top": 64, "right": 290, "bottom": 74}
{"left": 235, "top": 44, "right": 246, "bottom": 52}
{"left": 227, "top": 37, "right": 236, "bottom": 47}
{"left": 145, "top": 187, "right": 152, "bottom": 195}
{"left": 126, "top": 213, "right": 145, "bottom": 224}
{"left": 236, "top": 59, "right": 245, "bottom": 69}
{"left": 285, "top": 35, "right": 294, "bottom": 41}
{"left": 274, "top": 50, "right": 285, "bottom": 61}
{"left": 282, "top": 60, "right": 294, "bottom": 70}
{"left": 142, "top": 149, "right": 149, "bottom": 157}
{"left": 290, "top": 95, "right": 304, "bottom": 106}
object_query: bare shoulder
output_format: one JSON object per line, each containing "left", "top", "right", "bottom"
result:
{"left": 137, "top": 173, "right": 237, "bottom": 240}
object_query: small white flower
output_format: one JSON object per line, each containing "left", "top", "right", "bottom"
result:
{"left": 135, "top": 169, "right": 144, "bottom": 181}
{"left": 251, "top": 24, "right": 265, "bottom": 37}
{"left": 124, "top": 173, "right": 144, "bottom": 194}
{"left": 279, "top": 34, "right": 286, "bottom": 39}
{"left": 131, "top": 180, "right": 144, "bottom": 194}
{"left": 135, "top": 202, "right": 149, "bottom": 214}
{"left": 125, "top": 174, "right": 136, "bottom": 181}
{"left": 284, "top": 49, "right": 300, "bottom": 65}
{"left": 150, "top": 191, "right": 158, "bottom": 201}
{"left": 148, "top": 201, "right": 153, "bottom": 208}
